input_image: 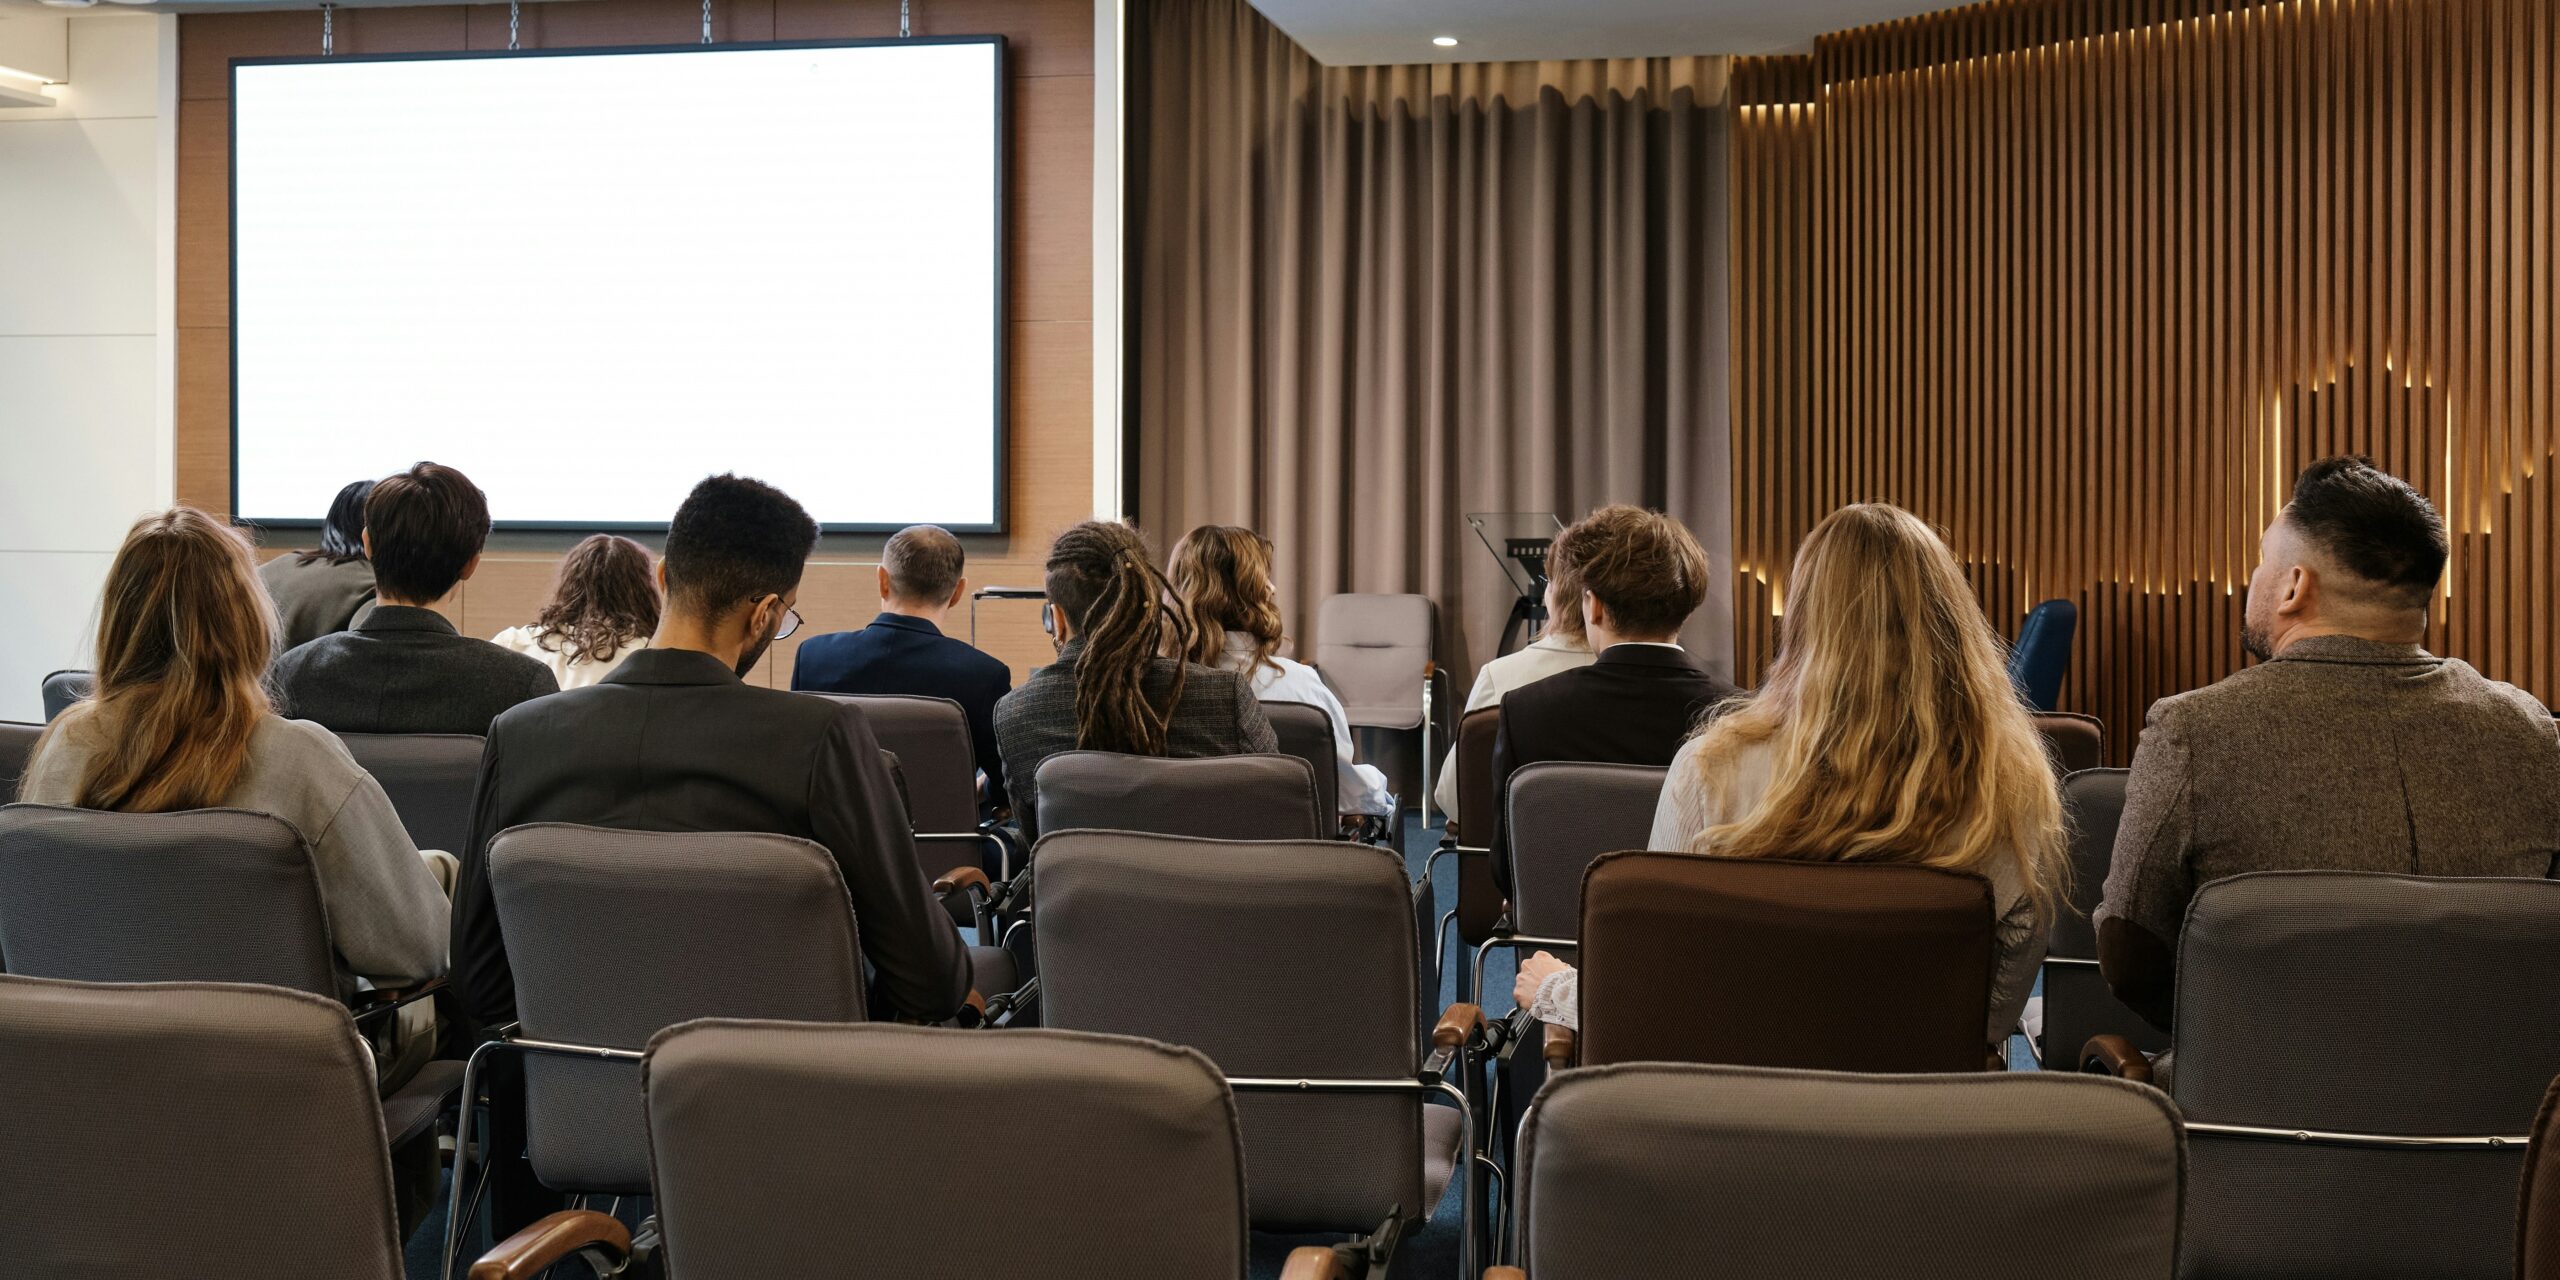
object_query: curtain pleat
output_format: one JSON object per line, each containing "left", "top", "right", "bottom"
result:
{"left": 1131, "top": 0, "right": 1737, "bottom": 689}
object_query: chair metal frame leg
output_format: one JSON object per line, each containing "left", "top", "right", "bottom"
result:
{"left": 1418, "top": 673, "right": 1437, "bottom": 829}
{"left": 440, "top": 1033, "right": 648, "bottom": 1280}
{"left": 1224, "top": 1075, "right": 1480, "bottom": 1280}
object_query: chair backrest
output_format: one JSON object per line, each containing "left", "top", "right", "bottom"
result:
{"left": 0, "top": 805, "right": 339, "bottom": 994}
{"left": 1261, "top": 700, "right": 1340, "bottom": 819}
{"left": 488, "top": 823, "right": 867, "bottom": 1193}
{"left": 39, "top": 669, "right": 92, "bottom": 722}
{"left": 645, "top": 1020, "right": 1249, "bottom": 1279}
{"left": 1576, "top": 851, "right": 1996, "bottom": 1072}
{"left": 335, "top": 732, "right": 482, "bottom": 855}
{"left": 2033, "top": 711, "right": 2105, "bottom": 775}
{"left": 2524, "top": 1073, "right": 2560, "bottom": 1280}
{"left": 2043, "top": 768, "right": 2166, "bottom": 1064}
{"left": 1033, "top": 750, "right": 1324, "bottom": 842}
{"left": 0, "top": 974, "right": 402, "bottom": 1280}
{"left": 1451, "top": 705, "right": 1505, "bottom": 941}
{"left": 2171, "top": 871, "right": 2560, "bottom": 1280}
{"left": 806, "top": 693, "right": 980, "bottom": 833}
{"left": 1513, "top": 1064, "right": 2183, "bottom": 1280}
{"left": 1035, "top": 829, "right": 1427, "bottom": 1233}
{"left": 1314, "top": 594, "right": 1433, "bottom": 729}
{"left": 1507, "top": 761, "right": 1668, "bottom": 939}
{"left": 2009, "top": 599, "right": 2077, "bottom": 711}
{"left": 0, "top": 720, "right": 40, "bottom": 798}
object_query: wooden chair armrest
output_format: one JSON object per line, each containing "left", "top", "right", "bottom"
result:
{"left": 1486, "top": 1267, "right": 1528, "bottom": 1280}
{"left": 1433, "top": 1002, "right": 1486, "bottom": 1049}
{"left": 2080, "top": 1033, "right": 2155, "bottom": 1083}
{"left": 933, "top": 866, "right": 992, "bottom": 897}
{"left": 467, "top": 1210, "right": 631, "bottom": 1280}
{"left": 1543, "top": 1023, "right": 1577, "bottom": 1070}
{"left": 1281, "top": 1245, "right": 1348, "bottom": 1280}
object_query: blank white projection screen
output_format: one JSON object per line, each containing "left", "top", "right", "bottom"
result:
{"left": 232, "top": 40, "right": 1004, "bottom": 529}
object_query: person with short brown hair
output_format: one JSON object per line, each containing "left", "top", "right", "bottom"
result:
{"left": 791, "top": 524, "right": 1015, "bottom": 811}
{"left": 272, "top": 461, "right": 557, "bottom": 734}
{"left": 1487, "top": 504, "right": 1737, "bottom": 895}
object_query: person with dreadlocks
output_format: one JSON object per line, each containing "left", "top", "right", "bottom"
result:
{"left": 993, "top": 520, "right": 1279, "bottom": 839}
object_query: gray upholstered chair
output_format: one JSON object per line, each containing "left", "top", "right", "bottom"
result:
{"left": 2524, "top": 1073, "right": 2560, "bottom": 1280}
{"left": 336, "top": 732, "right": 483, "bottom": 856}
{"left": 1035, "top": 829, "right": 1487, "bottom": 1277}
{"left": 1032, "top": 750, "right": 1325, "bottom": 842}
{"left": 0, "top": 720, "right": 40, "bottom": 798}
{"left": 1419, "top": 705, "right": 1505, "bottom": 1002}
{"left": 809, "top": 691, "right": 1021, "bottom": 882}
{"left": 1263, "top": 699, "right": 1343, "bottom": 823}
{"left": 0, "top": 974, "right": 623, "bottom": 1280}
{"left": 1494, "top": 1064, "right": 2183, "bottom": 1279}
{"left": 1315, "top": 593, "right": 1439, "bottom": 821}
{"left": 0, "top": 804, "right": 456, "bottom": 1145}
{"left": 477, "top": 1020, "right": 1359, "bottom": 1280}
{"left": 1472, "top": 761, "right": 1668, "bottom": 1003}
{"left": 446, "top": 822, "right": 873, "bottom": 1278}
{"left": 2037, "top": 767, "right": 2164, "bottom": 1066}
{"left": 2033, "top": 711, "right": 2106, "bottom": 775}
{"left": 38, "top": 669, "right": 91, "bottom": 722}
{"left": 2085, "top": 871, "right": 2560, "bottom": 1280}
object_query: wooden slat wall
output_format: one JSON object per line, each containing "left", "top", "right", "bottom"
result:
{"left": 1731, "top": 0, "right": 2556, "bottom": 759}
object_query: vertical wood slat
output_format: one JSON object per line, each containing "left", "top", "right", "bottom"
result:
{"left": 1729, "top": 0, "right": 2558, "bottom": 763}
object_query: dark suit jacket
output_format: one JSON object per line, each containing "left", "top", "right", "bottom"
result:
{"left": 1490, "top": 644, "right": 1740, "bottom": 893}
{"left": 2097, "top": 634, "right": 2560, "bottom": 1032}
{"left": 273, "top": 605, "right": 557, "bottom": 736}
{"left": 450, "top": 647, "right": 972, "bottom": 1034}
{"left": 992, "top": 637, "right": 1278, "bottom": 841}
{"left": 791, "top": 612, "right": 1014, "bottom": 810}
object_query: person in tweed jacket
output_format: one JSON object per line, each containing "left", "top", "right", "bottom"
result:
{"left": 995, "top": 521, "right": 1277, "bottom": 840}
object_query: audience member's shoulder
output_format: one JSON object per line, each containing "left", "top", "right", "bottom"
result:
{"left": 269, "top": 630, "right": 340, "bottom": 676}
{"left": 257, "top": 716, "right": 372, "bottom": 792}
{"left": 2436, "top": 656, "right": 2560, "bottom": 728}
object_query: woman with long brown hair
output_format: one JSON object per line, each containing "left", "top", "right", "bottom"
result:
{"left": 1518, "top": 504, "right": 2068, "bottom": 1052}
{"left": 1169, "top": 524, "right": 1392, "bottom": 816}
{"left": 491, "top": 533, "right": 660, "bottom": 688}
{"left": 991, "top": 520, "right": 1278, "bottom": 838}
{"left": 19, "top": 507, "right": 450, "bottom": 1056}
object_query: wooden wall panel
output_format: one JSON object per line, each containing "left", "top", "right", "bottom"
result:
{"left": 1732, "top": 0, "right": 2556, "bottom": 759}
{"left": 174, "top": 0, "right": 1093, "bottom": 687}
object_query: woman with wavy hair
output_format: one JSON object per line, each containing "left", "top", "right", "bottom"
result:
{"left": 1170, "top": 524, "right": 1393, "bottom": 817}
{"left": 1517, "top": 503, "right": 2068, "bottom": 1052}
{"left": 20, "top": 508, "right": 450, "bottom": 1074}
{"left": 492, "top": 533, "right": 660, "bottom": 688}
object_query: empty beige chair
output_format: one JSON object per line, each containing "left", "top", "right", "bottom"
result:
{"left": 1495, "top": 1064, "right": 2182, "bottom": 1279}
{"left": 2084, "top": 871, "right": 2560, "bottom": 1280}
{"left": 337, "top": 732, "right": 483, "bottom": 856}
{"left": 1032, "top": 750, "right": 1325, "bottom": 842}
{"left": 474, "top": 1020, "right": 1357, "bottom": 1280}
{"left": 1315, "top": 594, "right": 1438, "bottom": 819}
{"left": 1036, "top": 829, "right": 1486, "bottom": 1276}
{"left": 0, "top": 974, "right": 613, "bottom": 1280}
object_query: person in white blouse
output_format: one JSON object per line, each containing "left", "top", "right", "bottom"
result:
{"left": 1515, "top": 504, "right": 2070, "bottom": 1055}
{"left": 1431, "top": 550, "right": 1595, "bottom": 817}
{"left": 490, "top": 534, "right": 659, "bottom": 690}
{"left": 1169, "top": 525, "right": 1396, "bottom": 817}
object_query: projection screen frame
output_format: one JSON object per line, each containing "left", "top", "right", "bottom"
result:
{"left": 228, "top": 35, "right": 1011, "bottom": 535}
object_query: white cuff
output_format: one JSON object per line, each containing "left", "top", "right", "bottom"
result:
{"left": 1528, "top": 967, "right": 1580, "bottom": 1031}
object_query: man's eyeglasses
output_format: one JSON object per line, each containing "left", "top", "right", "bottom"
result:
{"left": 775, "top": 607, "right": 803, "bottom": 641}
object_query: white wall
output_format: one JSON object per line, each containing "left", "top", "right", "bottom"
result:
{"left": 0, "top": 14, "right": 175, "bottom": 724}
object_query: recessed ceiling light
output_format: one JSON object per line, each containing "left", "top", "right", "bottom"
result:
{"left": 1432, "top": 35, "right": 1460, "bottom": 47}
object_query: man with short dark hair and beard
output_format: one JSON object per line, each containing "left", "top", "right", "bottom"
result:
{"left": 449, "top": 475, "right": 975, "bottom": 1239}
{"left": 2098, "top": 456, "right": 2560, "bottom": 1033}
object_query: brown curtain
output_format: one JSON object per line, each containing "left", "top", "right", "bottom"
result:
{"left": 1129, "top": 0, "right": 1735, "bottom": 691}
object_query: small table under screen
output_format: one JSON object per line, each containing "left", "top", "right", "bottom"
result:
{"left": 969, "top": 586, "right": 1047, "bottom": 647}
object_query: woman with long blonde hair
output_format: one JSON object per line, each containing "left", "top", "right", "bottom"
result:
{"left": 1518, "top": 504, "right": 2068, "bottom": 1050}
{"left": 19, "top": 508, "right": 450, "bottom": 1072}
{"left": 1169, "top": 524, "right": 1393, "bottom": 817}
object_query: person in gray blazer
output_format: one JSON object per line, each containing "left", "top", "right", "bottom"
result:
{"left": 994, "top": 521, "right": 1277, "bottom": 840}
{"left": 271, "top": 462, "right": 557, "bottom": 735}
{"left": 256, "top": 478, "right": 379, "bottom": 651}
{"left": 2099, "top": 456, "right": 2560, "bottom": 1032}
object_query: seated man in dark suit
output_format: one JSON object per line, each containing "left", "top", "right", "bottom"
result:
{"left": 272, "top": 461, "right": 558, "bottom": 735}
{"left": 2099, "top": 457, "right": 2560, "bottom": 1034}
{"left": 792, "top": 524, "right": 1014, "bottom": 812}
{"left": 1490, "top": 504, "right": 1740, "bottom": 895}
{"left": 451, "top": 473, "right": 975, "bottom": 1237}
{"left": 993, "top": 520, "right": 1278, "bottom": 840}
